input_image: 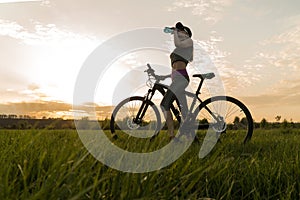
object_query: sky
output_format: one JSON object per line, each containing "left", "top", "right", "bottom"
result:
{"left": 0, "top": 0, "right": 299, "bottom": 122}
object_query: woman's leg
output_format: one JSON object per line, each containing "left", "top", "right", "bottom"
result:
{"left": 161, "top": 75, "right": 189, "bottom": 138}
{"left": 161, "top": 90, "right": 176, "bottom": 138}
{"left": 165, "top": 110, "right": 175, "bottom": 138}
{"left": 170, "top": 75, "right": 189, "bottom": 120}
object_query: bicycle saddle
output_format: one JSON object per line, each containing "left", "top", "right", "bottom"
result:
{"left": 193, "top": 73, "right": 215, "bottom": 80}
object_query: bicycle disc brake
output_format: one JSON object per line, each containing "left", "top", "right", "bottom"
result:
{"left": 211, "top": 115, "right": 227, "bottom": 133}
{"left": 127, "top": 117, "right": 140, "bottom": 130}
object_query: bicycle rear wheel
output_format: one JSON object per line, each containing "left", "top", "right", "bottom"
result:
{"left": 110, "top": 96, "right": 161, "bottom": 138}
{"left": 194, "top": 96, "right": 253, "bottom": 144}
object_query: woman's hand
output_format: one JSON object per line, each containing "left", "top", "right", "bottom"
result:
{"left": 164, "top": 27, "right": 175, "bottom": 34}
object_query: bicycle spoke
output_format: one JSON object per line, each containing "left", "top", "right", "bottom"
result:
{"left": 195, "top": 96, "right": 253, "bottom": 144}
{"left": 111, "top": 97, "right": 161, "bottom": 139}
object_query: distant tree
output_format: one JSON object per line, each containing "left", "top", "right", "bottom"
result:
{"left": 260, "top": 118, "right": 268, "bottom": 129}
{"left": 282, "top": 119, "right": 288, "bottom": 129}
{"left": 275, "top": 116, "right": 281, "bottom": 122}
{"left": 199, "top": 118, "right": 208, "bottom": 124}
{"left": 0, "top": 114, "right": 8, "bottom": 119}
{"left": 23, "top": 115, "right": 31, "bottom": 119}
{"left": 240, "top": 117, "right": 248, "bottom": 125}
{"left": 8, "top": 114, "right": 17, "bottom": 119}
{"left": 290, "top": 119, "right": 295, "bottom": 128}
{"left": 233, "top": 116, "right": 240, "bottom": 125}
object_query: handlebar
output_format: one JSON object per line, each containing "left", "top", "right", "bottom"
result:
{"left": 145, "top": 64, "right": 155, "bottom": 75}
{"left": 145, "top": 63, "right": 171, "bottom": 82}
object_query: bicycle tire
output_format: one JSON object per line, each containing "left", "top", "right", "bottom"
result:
{"left": 110, "top": 96, "right": 161, "bottom": 138}
{"left": 194, "top": 96, "right": 253, "bottom": 144}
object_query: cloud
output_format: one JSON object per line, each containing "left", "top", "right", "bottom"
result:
{"left": 0, "top": 0, "right": 40, "bottom": 3}
{"left": 0, "top": 83, "right": 50, "bottom": 104}
{"left": 240, "top": 22, "right": 300, "bottom": 99}
{"left": 0, "top": 83, "right": 114, "bottom": 119}
{"left": 190, "top": 32, "right": 259, "bottom": 94}
{"left": 0, "top": 19, "right": 98, "bottom": 46}
{"left": 19, "top": 84, "right": 50, "bottom": 101}
{"left": 27, "top": 83, "right": 39, "bottom": 91}
{"left": 239, "top": 93, "right": 300, "bottom": 122}
{"left": 0, "top": 101, "right": 70, "bottom": 113}
{"left": 167, "top": 0, "right": 233, "bottom": 24}
{"left": 257, "top": 24, "right": 300, "bottom": 70}
{"left": 0, "top": 19, "right": 100, "bottom": 104}
{"left": 241, "top": 92, "right": 300, "bottom": 108}
{"left": 269, "top": 78, "right": 300, "bottom": 104}
{"left": 0, "top": 99, "right": 115, "bottom": 119}
{"left": 0, "top": 0, "right": 50, "bottom": 6}
{"left": 238, "top": 78, "right": 300, "bottom": 120}
{"left": 0, "top": 100, "right": 71, "bottom": 118}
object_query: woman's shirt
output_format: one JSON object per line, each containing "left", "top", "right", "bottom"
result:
{"left": 170, "top": 31, "right": 193, "bottom": 65}
{"left": 170, "top": 46, "right": 193, "bottom": 65}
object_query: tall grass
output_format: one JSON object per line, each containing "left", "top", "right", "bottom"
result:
{"left": 0, "top": 129, "right": 299, "bottom": 199}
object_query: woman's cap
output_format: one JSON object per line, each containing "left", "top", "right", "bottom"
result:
{"left": 175, "top": 22, "right": 192, "bottom": 37}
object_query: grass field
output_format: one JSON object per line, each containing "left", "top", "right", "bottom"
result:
{"left": 0, "top": 128, "right": 300, "bottom": 199}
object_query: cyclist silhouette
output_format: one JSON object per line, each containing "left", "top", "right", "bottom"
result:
{"left": 161, "top": 22, "right": 194, "bottom": 140}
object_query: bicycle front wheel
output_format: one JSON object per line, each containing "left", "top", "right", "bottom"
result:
{"left": 110, "top": 96, "right": 161, "bottom": 138}
{"left": 194, "top": 96, "right": 253, "bottom": 144}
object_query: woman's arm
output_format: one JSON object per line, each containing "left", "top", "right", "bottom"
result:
{"left": 174, "top": 30, "right": 193, "bottom": 48}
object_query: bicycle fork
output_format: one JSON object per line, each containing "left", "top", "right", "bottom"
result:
{"left": 133, "top": 89, "right": 153, "bottom": 124}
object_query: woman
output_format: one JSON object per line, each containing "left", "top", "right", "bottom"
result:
{"left": 161, "top": 22, "right": 194, "bottom": 139}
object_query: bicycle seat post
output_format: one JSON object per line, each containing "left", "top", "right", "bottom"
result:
{"left": 193, "top": 73, "right": 215, "bottom": 96}
{"left": 195, "top": 78, "right": 204, "bottom": 95}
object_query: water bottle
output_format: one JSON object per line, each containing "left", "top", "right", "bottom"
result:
{"left": 164, "top": 27, "right": 174, "bottom": 34}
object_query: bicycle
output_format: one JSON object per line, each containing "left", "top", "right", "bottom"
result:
{"left": 110, "top": 64, "right": 253, "bottom": 144}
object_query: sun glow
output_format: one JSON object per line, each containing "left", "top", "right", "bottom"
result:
{"left": 30, "top": 44, "right": 97, "bottom": 104}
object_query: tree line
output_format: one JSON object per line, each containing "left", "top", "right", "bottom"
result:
{"left": 0, "top": 116, "right": 299, "bottom": 130}
{"left": 0, "top": 114, "right": 32, "bottom": 119}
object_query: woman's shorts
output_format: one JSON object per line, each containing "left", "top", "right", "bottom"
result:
{"left": 160, "top": 74, "right": 189, "bottom": 111}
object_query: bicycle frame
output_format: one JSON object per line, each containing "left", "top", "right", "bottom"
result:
{"left": 111, "top": 64, "right": 253, "bottom": 145}
{"left": 133, "top": 76, "right": 221, "bottom": 127}
{"left": 133, "top": 82, "right": 181, "bottom": 124}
